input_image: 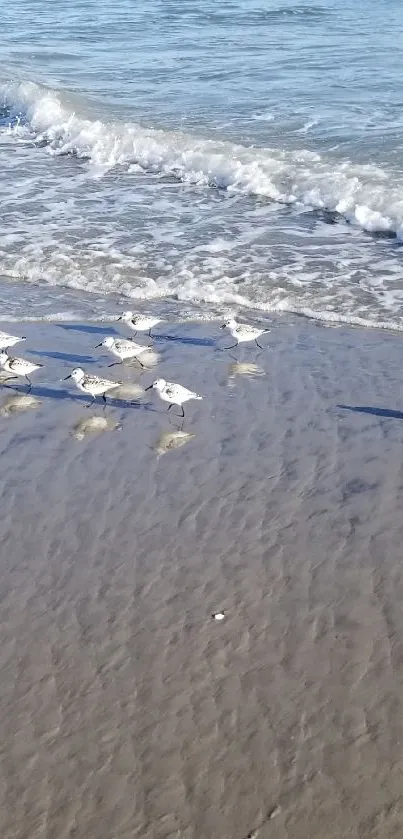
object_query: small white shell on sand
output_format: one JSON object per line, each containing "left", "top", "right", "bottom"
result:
{"left": 212, "top": 611, "right": 225, "bottom": 621}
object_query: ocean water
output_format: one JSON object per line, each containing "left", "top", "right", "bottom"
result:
{"left": 1, "top": 0, "right": 403, "bottom": 328}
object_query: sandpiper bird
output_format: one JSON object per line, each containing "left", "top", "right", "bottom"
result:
{"left": 145, "top": 378, "right": 202, "bottom": 418}
{"left": 95, "top": 336, "right": 151, "bottom": 367}
{"left": 0, "top": 331, "right": 26, "bottom": 351}
{"left": 220, "top": 318, "right": 271, "bottom": 349}
{"left": 118, "top": 310, "right": 161, "bottom": 337}
{"left": 64, "top": 368, "right": 121, "bottom": 407}
{"left": 0, "top": 351, "right": 43, "bottom": 390}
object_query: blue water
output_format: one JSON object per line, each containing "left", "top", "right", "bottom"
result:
{"left": 1, "top": 0, "right": 403, "bottom": 327}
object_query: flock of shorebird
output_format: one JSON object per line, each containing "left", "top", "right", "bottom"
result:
{"left": 0, "top": 311, "right": 270, "bottom": 416}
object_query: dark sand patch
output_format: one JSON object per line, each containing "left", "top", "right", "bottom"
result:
{"left": 0, "top": 319, "right": 403, "bottom": 837}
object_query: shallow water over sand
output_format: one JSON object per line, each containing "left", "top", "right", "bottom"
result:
{"left": 1, "top": 319, "right": 403, "bottom": 837}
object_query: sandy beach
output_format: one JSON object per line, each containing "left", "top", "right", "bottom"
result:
{"left": 1, "top": 316, "right": 403, "bottom": 838}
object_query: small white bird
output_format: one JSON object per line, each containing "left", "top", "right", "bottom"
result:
{"left": 95, "top": 336, "right": 151, "bottom": 367}
{"left": 145, "top": 378, "right": 202, "bottom": 418}
{"left": 118, "top": 310, "right": 161, "bottom": 337}
{"left": 0, "top": 351, "right": 43, "bottom": 390}
{"left": 64, "top": 368, "right": 121, "bottom": 406}
{"left": 220, "top": 318, "right": 271, "bottom": 349}
{"left": 0, "top": 331, "right": 26, "bottom": 351}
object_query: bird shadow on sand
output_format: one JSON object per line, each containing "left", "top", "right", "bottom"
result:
{"left": 28, "top": 350, "right": 97, "bottom": 364}
{"left": 58, "top": 324, "right": 120, "bottom": 336}
{"left": 153, "top": 333, "right": 216, "bottom": 348}
{"left": 0, "top": 382, "right": 156, "bottom": 411}
{"left": 337, "top": 404, "right": 403, "bottom": 421}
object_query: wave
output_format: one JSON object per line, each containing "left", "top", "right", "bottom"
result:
{"left": 2, "top": 81, "right": 403, "bottom": 240}
{"left": 2, "top": 299, "right": 403, "bottom": 334}
{"left": 188, "top": 5, "right": 330, "bottom": 25}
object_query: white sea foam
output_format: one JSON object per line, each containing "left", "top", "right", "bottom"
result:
{"left": 2, "top": 81, "right": 403, "bottom": 333}
{"left": 3, "top": 81, "right": 403, "bottom": 239}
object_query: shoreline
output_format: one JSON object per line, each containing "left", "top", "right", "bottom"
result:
{"left": 2, "top": 270, "right": 403, "bottom": 337}
{"left": 1, "top": 317, "right": 403, "bottom": 838}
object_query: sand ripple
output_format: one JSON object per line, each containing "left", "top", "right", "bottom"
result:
{"left": 0, "top": 319, "right": 402, "bottom": 838}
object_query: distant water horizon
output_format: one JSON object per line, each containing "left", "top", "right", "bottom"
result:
{"left": 2, "top": 0, "right": 403, "bottom": 328}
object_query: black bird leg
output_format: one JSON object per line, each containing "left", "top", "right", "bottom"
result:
{"left": 2, "top": 375, "right": 18, "bottom": 388}
{"left": 167, "top": 404, "right": 184, "bottom": 418}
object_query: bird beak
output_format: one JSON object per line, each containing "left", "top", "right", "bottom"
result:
{"left": 145, "top": 384, "right": 153, "bottom": 391}
{"left": 95, "top": 342, "right": 102, "bottom": 348}
{"left": 220, "top": 324, "right": 226, "bottom": 329}
{"left": 117, "top": 316, "right": 122, "bottom": 321}
{"left": 63, "top": 374, "right": 72, "bottom": 380}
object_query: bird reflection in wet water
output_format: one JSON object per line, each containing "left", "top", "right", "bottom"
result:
{"left": 72, "top": 415, "right": 121, "bottom": 441}
{"left": 154, "top": 429, "right": 195, "bottom": 456}
{"left": 0, "top": 393, "right": 41, "bottom": 417}
{"left": 227, "top": 361, "right": 265, "bottom": 387}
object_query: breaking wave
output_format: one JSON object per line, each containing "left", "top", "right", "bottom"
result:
{"left": 3, "top": 81, "right": 403, "bottom": 239}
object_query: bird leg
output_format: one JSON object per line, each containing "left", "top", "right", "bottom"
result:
{"left": 167, "top": 404, "right": 185, "bottom": 430}
{"left": 25, "top": 375, "right": 32, "bottom": 391}
{"left": 171, "top": 416, "right": 184, "bottom": 431}
{"left": 135, "top": 357, "right": 145, "bottom": 369}
{"left": 2, "top": 375, "right": 18, "bottom": 388}
{"left": 223, "top": 342, "right": 238, "bottom": 350}
{"left": 85, "top": 395, "right": 96, "bottom": 408}
{"left": 108, "top": 360, "right": 122, "bottom": 367}
{"left": 255, "top": 338, "right": 264, "bottom": 349}
{"left": 167, "top": 404, "right": 184, "bottom": 418}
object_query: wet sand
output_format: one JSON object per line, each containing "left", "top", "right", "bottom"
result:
{"left": 1, "top": 317, "right": 403, "bottom": 838}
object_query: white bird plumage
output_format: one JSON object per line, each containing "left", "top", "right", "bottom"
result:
{"left": 145, "top": 378, "right": 202, "bottom": 417}
{"left": 0, "top": 331, "right": 26, "bottom": 351}
{"left": 0, "top": 351, "right": 42, "bottom": 389}
{"left": 220, "top": 317, "right": 270, "bottom": 349}
{"left": 64, "top": 367, "right": 121, "bottom": 406}
{"left": 118, "top": 310, "right": 161, "bottom": 337}
{"left": 96, "top": 336, "right": 151, "bottom": 367}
